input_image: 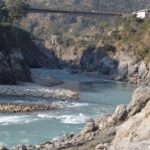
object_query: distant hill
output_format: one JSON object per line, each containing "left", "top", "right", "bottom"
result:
{"left": 26, "top": 0, "right": 150, "bottom": 12}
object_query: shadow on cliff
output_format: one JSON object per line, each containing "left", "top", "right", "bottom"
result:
{"left": 80, "top": 45, "right": 119, "bottom": 76}
{"left": 0, "top": 25, "right": 59, "bottom": 68}
{"left": 0, "top": 25, "right": 60, "bottom": 84}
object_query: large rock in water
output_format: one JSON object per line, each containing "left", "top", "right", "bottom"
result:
{"left": 0, "top": 48, "right": 31, "bottom": 84}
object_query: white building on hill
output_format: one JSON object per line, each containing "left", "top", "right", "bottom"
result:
{"left": 132, "top": 9, "right": 150, "bottom": 19}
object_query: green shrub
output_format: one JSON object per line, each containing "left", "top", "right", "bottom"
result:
{"left": 138, "top": 48, "right": 150, "bottom": 59}
{"left": 48, "top": 22, "right": 62, "bottom": 35}
{"left": 62, "top": 38, "right": 75, "bottom": 47}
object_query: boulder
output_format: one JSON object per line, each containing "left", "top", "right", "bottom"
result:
{"left": 138, "top": 62, "right": 148, "bottom": 77}
{"left": 116, "top": 62, "right": 128, "bottom": 80}
{"left": 0, "top": 49, "right": 31, "bottom": 84}
{"left": 95, "top": 143, "right": 109, "bottom": 150}
{"left": 96, "top": 105, "right": 126, "bottom": 131}
{"left": 98, "top": 57, "right": 118, "bottom": 75}
{"left": 111, "top": 104, "right": 127, "bottom": 122}
{"left": 11, "top": 145, "right": 36, "bottom": 150}
{"left": 96, "top": 116, "right": 112, "bottom": 130}
{"left": 128, "top": 64, "right": 138, "bottom": 76}
{"left": 0, "top": 145, "right": 8, "bottom": 150}
{"left": 11, "top": 145, "right": 27, "bottom": 150}
{"left": 127, "top": 86, "right": 150, "bottom": 116}
{"left": 109, "top": 100, "right": 150, "bottom": 150}
{"left": 80, "top": 120, "right": 96, "bottom": 134}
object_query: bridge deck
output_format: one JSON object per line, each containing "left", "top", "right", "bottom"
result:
{"left": 25, "top": 8, "right": 123, "bottom": 16}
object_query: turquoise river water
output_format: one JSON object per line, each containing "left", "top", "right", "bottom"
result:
{"left": 0, "top": 69, "right": 135, "bottom": 147}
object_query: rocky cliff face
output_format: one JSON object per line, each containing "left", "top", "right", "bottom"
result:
{"left": 0, "top": 25, "right": 59, "bottom": 68}
{"left": 0, "top": 25, "right": 59, "bottom": 84}
{"left": 80, "top": 18, "right": 150, "bottom": 85}
{"left": 0, "top": 48, "right": 31, "bottom": 84}
{"left": 80, "top": 44, "right": 150, "bottom": 85}
{"left": 21, "top": 11, "right": 150, "bottom": 85}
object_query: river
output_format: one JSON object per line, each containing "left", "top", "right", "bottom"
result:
{"left": 0, "top": 69, "right": 135, "bottom": 147}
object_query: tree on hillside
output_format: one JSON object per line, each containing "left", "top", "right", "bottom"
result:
{"left": 4, "top": 0, "right": 27, "bottom": 23}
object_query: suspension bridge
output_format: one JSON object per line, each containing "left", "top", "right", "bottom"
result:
{"left": 24, "top": 7, "right": 126, "bottom": 17}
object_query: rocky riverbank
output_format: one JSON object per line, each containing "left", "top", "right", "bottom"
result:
{"left": 0, "top": 103, "right": 57, "bottom": 113}
{"left": 31, "top": 69, "right": 64, "bottom": 87}
{"left": 3, "top": 86, "right": 150, "bottom": 150}
{"left": 0, "top": 84, "right": 78, "bottom": 101}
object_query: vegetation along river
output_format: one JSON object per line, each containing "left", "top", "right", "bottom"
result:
{"left": 0, "top": 69, "right": 135, "bottom": 147}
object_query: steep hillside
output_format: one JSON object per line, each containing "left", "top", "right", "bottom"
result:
{"left": 21, "top": 0, "right": 150, "bottom": 65}
{"left": 20, "top": 0, "right": 150, "bottom": 84}
{"left": 80, "top": 17, "right": 150, "bottom": 84}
